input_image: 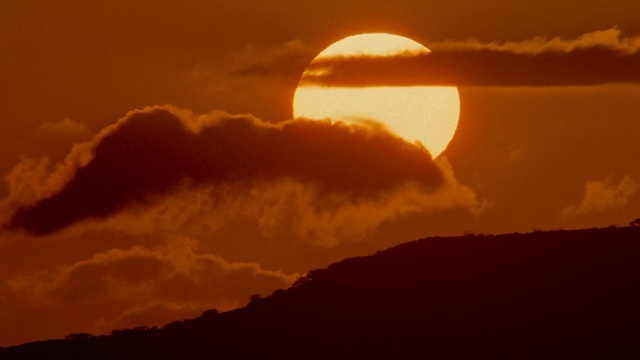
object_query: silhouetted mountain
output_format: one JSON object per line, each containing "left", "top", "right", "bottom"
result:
{"left": 3, "top": 226, "right": 640, "bottom": 359}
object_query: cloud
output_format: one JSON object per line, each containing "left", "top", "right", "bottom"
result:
{"left": 90, "top": 159, "right": 486, "bottom": 247}
{"left": 1, "top": 236, "right": 295, "bottom": 323}
{"left": 36, "top": 118, "right": 90, "bottom": 136}
{"left": 230, "top": 39, "right": 314, "bottom": 82}
{"left": 298, "top": 29, "right": 640, "bottom": 87}
{"left": 3, "top": 106, "right": 449, "bottom": 235}
{"left": 429, "top": 28, "right": 640, "bottom": 55}
{"left": 0, "top": 157, "right": 52, "bottom": 224}
{"left": 0, "top": 235, "right": 295, "bottom": 338}
{"left": 562, "top": 175, "right": 638, "bottom": 217}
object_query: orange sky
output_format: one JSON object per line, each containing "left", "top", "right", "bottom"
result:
{"left": 1, "top": 0, "right": 640, "bottom": 346}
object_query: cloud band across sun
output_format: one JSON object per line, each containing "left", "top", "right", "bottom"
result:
{"left": 236, "top": 29, "right": 640, "bottom": 88}
{"left": 300, "top": 48, "right": 640, "bottom": 87}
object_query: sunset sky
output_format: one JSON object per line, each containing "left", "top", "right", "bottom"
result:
{"left": 1, "top": 0, "right": 640, "bottom": 346}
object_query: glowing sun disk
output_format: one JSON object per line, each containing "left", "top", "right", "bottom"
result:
{"left": 293, "top": 33, "right": 460, "bottom": 158}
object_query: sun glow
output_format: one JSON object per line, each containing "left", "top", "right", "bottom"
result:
{"left": 293, "top": 33, "right": 460, "bottom": 157}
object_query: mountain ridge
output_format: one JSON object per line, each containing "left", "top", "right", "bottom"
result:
{"left": 3, "top": 226, "right": 640, "bottom": 358}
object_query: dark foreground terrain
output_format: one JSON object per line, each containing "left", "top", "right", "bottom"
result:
{"left": 3, "top": 226, "right": 640, "bottom": 359}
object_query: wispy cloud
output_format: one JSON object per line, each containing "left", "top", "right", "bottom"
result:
{"left": 294, "top": 29, "right": 640, "bottom": 87}
{"left": 428, "top": 28, "right": 640, "bottom": 55}
{"left": 1, "top": 235, "right": 295, "bottom": 335}
{"left": 562, "top": 175, "right": 638, "bottom": 217}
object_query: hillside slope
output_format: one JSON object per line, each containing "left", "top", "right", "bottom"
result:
{"left": 3, "top": 226, "right": 640, "bottom": 358}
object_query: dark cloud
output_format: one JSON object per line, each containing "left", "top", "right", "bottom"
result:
{"left": 300, "top": 47, "right": 640, "bottom": 87}
{"left": 227, "top": 30, "right": 640, "bottom": 88}
{"left": 6, "top": 107, "right": 443, "bottom": 235}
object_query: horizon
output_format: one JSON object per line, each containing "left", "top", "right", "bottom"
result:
{"left": 4, "top": 225, "right": 640, "bottom": 346}
{"left": 3, "top": 224, "right": 639, "bottom": 358}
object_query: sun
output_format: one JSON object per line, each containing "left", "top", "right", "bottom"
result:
{"left": 293, "top": 33, "right": 460, "bottom": 158}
